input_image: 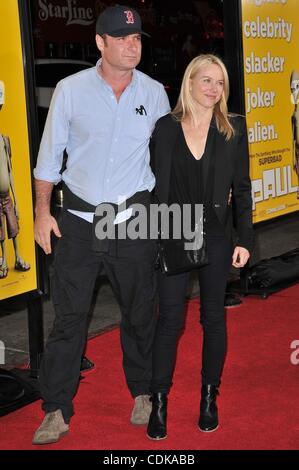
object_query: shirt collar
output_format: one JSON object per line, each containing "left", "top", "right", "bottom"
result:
{"left": 94, "top": 59, "right": 137, "bottom": 90}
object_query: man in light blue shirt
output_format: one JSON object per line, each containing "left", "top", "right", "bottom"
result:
{"left": 33, "top": 4, "right": 170, "bottom": 445}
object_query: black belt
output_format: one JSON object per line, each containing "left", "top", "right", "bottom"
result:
{"left": 62, "top": 182, "right": 151, "bottom": 213}
{"left": 62, "top": 183, "right": 152, "bottom": 253}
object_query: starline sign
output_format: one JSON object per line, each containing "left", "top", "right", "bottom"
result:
{"left": 38, "top": 0, "right": 94, "bottom": 27}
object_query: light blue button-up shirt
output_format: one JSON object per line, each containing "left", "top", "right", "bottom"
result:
{"left": 34, "top": 60, "right": 170, "bottom": 220}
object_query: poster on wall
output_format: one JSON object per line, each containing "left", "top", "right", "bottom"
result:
{"left": 0, "top": 0, "right": 38, "bottom": 300}
{"left": 241, "top": 0, "right": 299, "bottom": 223}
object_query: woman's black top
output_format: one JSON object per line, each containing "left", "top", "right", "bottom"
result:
{"left": 168, "top": 123, "right": 223, "bottom": 235}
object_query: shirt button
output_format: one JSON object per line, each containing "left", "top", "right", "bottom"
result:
{"left": 110, "top": 158, "right": 114, "bottom": 163}
{"left": 106, "top": 179, "right": 110, "bottom": 183}
{"left": 114, "top": 138, "right": 118, "bottom": 142}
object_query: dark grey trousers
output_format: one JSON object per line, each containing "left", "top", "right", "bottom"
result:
{"left": 40, "top": 210, "right": 157, "bottom": 422}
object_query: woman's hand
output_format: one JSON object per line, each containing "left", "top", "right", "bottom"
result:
{"left": 232, "top": 246, "right": 250, "bottom": 268}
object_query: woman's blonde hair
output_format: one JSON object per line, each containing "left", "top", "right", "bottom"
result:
{"left": 172, "top": 54, "right": 234, "bottom": 140}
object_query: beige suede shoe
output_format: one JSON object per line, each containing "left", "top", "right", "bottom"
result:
{"left": 32, "top": 410, "right": 69, "bottom": 445}
{"left": 130, "top": 394, "right": 152, "bottom": 425}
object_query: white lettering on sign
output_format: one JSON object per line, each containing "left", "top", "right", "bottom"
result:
{"left": 38, "top": 0, "right": 94, "bottom": 26}
{"left": 245, "top": 52, "right": 285, "bottom": 74}
{"left": 249, "top": 0, "right": 288, "bottom": 6}
{"left": 248, "top": 121, "right": 278, "bottom": 143}
{"left": 244, "top": 17, "right": 292, "bottom": 43}
{"left": 246, "top": 87, "right": 276, "bottom": 113}
{"left": 251, "top": 165, "right": 298, "bottom": 210}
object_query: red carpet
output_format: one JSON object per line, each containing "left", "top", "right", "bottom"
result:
{"left": 1, "top": 284, "right": 299, "bottom": 450}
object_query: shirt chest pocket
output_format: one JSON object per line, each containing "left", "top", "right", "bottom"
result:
{"left": 71, "top": 114, "right": 109, "bottom": 140}
{"left": 121, "top": 111, "right": 152, "bottom": 142}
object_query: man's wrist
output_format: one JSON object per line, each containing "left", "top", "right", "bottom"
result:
{"left": 35, "top": 207, "right": 51, "bottom": 218}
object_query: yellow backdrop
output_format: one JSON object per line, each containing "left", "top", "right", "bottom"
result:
{"left": 0, "top": 0, "right": 37, "bottom": 299}
{"left": 241, "top": 0, "right": 299, "bottom": 223}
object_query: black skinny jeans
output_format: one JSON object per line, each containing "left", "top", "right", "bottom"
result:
{"left": 151, "top": 233, "right": 232, "bottom": 393}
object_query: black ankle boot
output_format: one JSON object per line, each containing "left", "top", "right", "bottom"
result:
{"left": 198, "top": 384, "right": 219, "bottom": 432}
{"left": 147, "top": 392, "right": 167, "bottom": 440}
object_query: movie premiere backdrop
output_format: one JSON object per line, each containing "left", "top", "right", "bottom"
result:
{"left": 0, "top": 0, "right": 37, "bottom": 300}
{"left": 241, "top": 0, "right": 299, "bottom": 223}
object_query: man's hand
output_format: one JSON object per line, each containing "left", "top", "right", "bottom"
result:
{"left": 34, "top": 179, "right": 58, "bottom": 254}
{"left": 232, "top": 246, "right": 250, "bottom": 268}
{"left": 34, "top": 213, "right": 61, "bottom": 255}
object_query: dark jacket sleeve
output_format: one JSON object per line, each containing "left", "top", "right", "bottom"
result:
{"left": 149, "top": 125, "right": 157, "bottom": 175}
{"left": 232, "top": 117, "right": 254, "bottom": 253}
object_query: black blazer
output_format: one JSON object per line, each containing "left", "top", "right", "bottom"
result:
{"left": 150, "top": 113, "right": 254, "bottom": 253}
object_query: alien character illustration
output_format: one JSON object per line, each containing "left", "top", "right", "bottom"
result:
{"left": 0, "top": 80, "right": 30, "bottom": 278}
{"left": 290, "top": 70, "right": 299, "bottom": 198}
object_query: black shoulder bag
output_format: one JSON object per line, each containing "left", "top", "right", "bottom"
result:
{"left": 157, "top": 204, "right": 208, "bottom": 275}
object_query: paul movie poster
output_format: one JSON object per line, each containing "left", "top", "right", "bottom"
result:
{"left": 0, "top": 0, "right": 37, "bottom": 300}
{"left": 241, "top": 0, "right": 299, "bottom": 223}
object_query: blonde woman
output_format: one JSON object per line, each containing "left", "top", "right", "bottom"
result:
{"left": 147, "top": 54, "right": 254, "bottom": 440}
